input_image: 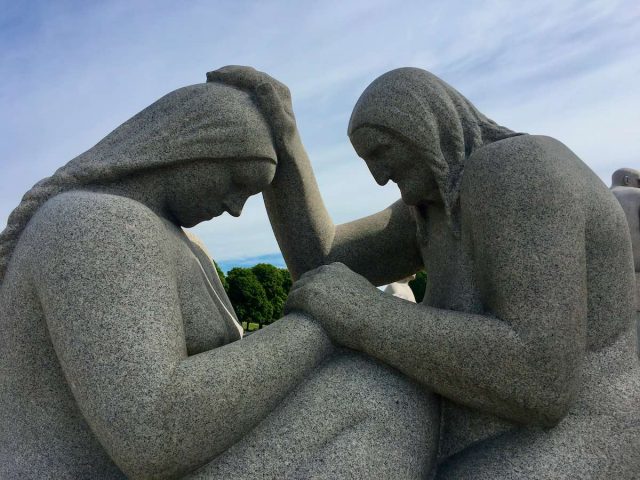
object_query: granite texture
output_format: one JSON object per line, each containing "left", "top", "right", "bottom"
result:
{"left": 211, "top": 66, "right": 640, "bottom": 478}
{"left": 0, "top": 78, "right": 435, "bottom": 478}
{"left": 611, "top": 167, "right": 640, "bottom": 353}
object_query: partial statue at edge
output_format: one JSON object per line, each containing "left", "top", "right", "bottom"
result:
{"left": 611, "top": 167, "right": 640, "bottom": 352}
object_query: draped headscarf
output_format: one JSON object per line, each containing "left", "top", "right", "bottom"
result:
{"left": 348, "top": 67, "right": 523, "bottom": 227}
{"left": 0, "top": 81, "right": 275, "bottom": 283}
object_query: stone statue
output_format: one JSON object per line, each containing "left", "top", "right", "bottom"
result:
{"left": 0, "top": 80, "right": 436, "bottom": 478}
{"left": 384, "top": 275, "right": 416, "bottom": 302}
{"left": 611, "top": 167, "right": 640, "bottom": 350}
{"left": 210, "top": 66, "right": 640, "bottom": 478}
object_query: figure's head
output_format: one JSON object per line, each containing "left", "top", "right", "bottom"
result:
{"left": 113, "top": 156, "right": 276, "bottom": 228}
{"left": 83, "top": 81, "right": 277, "bottom": 226}
{"left": 611, "top": 168, "right": 640, "bottom": 188}
{"left": 348, "top": 68, "right": 521, "bottom": 214}
{"left": 349, "top": 126, "right": 439, "bottom": 206}
{"left": 0, "top": 79, "right": 277, "bottom": 281}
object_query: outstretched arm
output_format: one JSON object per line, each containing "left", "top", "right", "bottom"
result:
{"left": 33, "top": 192, "right": 333, "bottom": 479}
{"left": 207, "top": 67, "right": 422, "bottom": 284}
{"left": 286, "top": 142, "right": 587, "bottom": 427}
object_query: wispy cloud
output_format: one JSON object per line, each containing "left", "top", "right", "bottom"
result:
{"left": 2, "top": 0, "right": 639, "bottom": 268}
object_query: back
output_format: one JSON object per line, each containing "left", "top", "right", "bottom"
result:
{"left": 0, "top": 199, "right": 125, "bottom": 479}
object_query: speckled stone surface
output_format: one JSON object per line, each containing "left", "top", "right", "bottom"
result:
{"left": 0, "top": 79, "right": 436, "bottom": 479}
{"left": 212, "top": 66, "right": 640, "bottom": 478}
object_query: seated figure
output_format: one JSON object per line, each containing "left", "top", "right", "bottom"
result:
{"left": 0, "top": 79, "right": 438, "bottom": 479}
{"left": 611, "top": 167, "right": 640, "bottom": 350}
{"left": 210, "top": 66, "right": 640, "bottom": 478}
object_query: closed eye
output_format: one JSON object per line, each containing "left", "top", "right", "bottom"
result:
{"left": 366, "top": 144, "right": 390, "bottom": 159}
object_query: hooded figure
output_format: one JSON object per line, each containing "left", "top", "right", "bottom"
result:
{"left": 206, "top": 65, "right": 640, "bottom": 479}
{"left": 0, "top": 75, "right": 436, "bottom": 480}
{"left": 0, "top": 82, "right": 276, "bottom": 283}
{"left": 347, "top": 67, "right": 522, "bottom": 228}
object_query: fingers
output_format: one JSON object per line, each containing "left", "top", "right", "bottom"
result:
{"left": 284, "top": 284, "right": 311, "bottom": 314}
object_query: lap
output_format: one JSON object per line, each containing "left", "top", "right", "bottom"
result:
{"left": 186, "top": 350, "right": 440, "bottom": 479}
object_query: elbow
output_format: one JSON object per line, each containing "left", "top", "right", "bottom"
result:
{"left": 512, "top": 367, "right": 579, "bottom": 428}
{"left": 524, "top": 389, "right": 574, "bottom": 428}
{"left": 96, "top": 407, "right": 190, "bottom": 479}
{"left": 108, "top": 436, "right": 183, "bottom": 480}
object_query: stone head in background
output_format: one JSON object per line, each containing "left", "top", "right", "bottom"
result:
{"left": 611, "top": 167, "right": 640, "bottom": 352}
{"left": 384, "top": 274, "right": 416, "bottom": 302}
{"left": 212, "top": 65, "right": 640, "bottom": 478}
{"left": 611, "top": 168, "right": 640, "bottom": 291}
{"left": 0, "top": 77, "right": 436, "bottom": 478}
{"left": 612, "top": 168, "right": 640, "bottom": 188}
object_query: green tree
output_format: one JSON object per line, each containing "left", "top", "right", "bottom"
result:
{"left": 409, "top": 271, "right": 427, "bottom": 303}
{"left": 251, "top": 263, "right": 289, "bottom": 323}
{"left": 226, "top": 268, "right": 273, "bottom": 325}
{"left": 280, "top": 268, "right": 292, "bottom": 293}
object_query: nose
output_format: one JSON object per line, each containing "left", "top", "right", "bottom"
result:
{"left": 366, "top": 161, "right": 391, "bottom": 186}
{"left": 223, "top": 194, "right": 248, "bottom": 217}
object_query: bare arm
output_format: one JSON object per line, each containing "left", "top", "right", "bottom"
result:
{"left": 32, "top": 192, "right": 333, "bottom": 479}
{"left": 264, "top": 145, "right": 422, "bottom": 284}
{"left": 287, "top": 143, "right": 587, "bottom": 427}
{"left": 208, "top": 67, "right": 423, "bottom": 284}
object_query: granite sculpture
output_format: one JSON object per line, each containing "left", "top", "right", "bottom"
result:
{"left": 611, "top": 167, "right": 640, "bottom": 350}
{"left": 384, "top": 275, "right": 416, "bottom": 302}
{"left": 210, "top": 66, "right": 640, "bottom": 479}
{"left": 0, "top": 80, "right": 436, "bottom": 479}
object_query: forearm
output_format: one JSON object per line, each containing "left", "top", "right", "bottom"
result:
{"left": 165, "top": 314, "right": 333, "bottom": 475}
{"left": 263, "top": 134, "right": 336, "bottom": 280}
{"left": 356, "top": 293, "right": 574, "bottom": 426}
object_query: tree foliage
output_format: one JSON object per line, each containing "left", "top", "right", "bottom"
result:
{"left": 220, "top": 260, "right": 423, "bottom": 329}
{"left": 226, "top": 268, "right": 273, "bottom": 325}
{"left": 251, "top": 263, "right": 289, "bottom": 321}
{"left": 217, "top": 262, "right": 293, "bottom": 329}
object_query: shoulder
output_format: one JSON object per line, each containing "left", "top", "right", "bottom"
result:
{"left": 460, "top": 136, "right": 590, "bottom": 236}
{"left": 32, "top": 191, "right": 166, "bottom": 237}
{"left": 37, "top": 190, "right": 162, "bottom": 226}
{"left": 465, "top": 135, "right": 578, "bottom": 185}
{"left": 462, "top": 135, "right": 583, "bottom": 209}
{"left": 27, "top": 191, "right": 172, "bottom": 265}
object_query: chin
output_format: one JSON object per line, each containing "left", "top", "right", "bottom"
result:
{"left": 180, "top": 212, "right": 213, "bottom": 228}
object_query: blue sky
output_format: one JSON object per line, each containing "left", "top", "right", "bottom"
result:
{"left": 1, "top": 0, "right": 639, "bottom": 271}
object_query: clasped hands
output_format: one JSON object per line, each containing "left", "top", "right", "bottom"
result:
{"left": 284, "top": 262, "right": 384, "bottom": 350}
{"left": 208, "top": 66, "right": 385, "bottom": 348}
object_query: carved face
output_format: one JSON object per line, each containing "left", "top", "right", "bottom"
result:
{"left": 350, "top": 126, "right": 441, "bottom": 206}
{"left": 161, "top": 157, "right": 276, "bottom": 227}
{"left": 624, "top": 173, "right": 640, "bottom": 187}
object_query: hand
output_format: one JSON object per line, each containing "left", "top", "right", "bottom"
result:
{"left": 206, "top": 66, "right": 298, "bottom": 148}
{"left": 284, "top": 263, "right": 383, "bottom": 350}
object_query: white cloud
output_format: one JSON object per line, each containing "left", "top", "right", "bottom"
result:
{"left": 1, "top": 0, "right": 639, "bottom": 264}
